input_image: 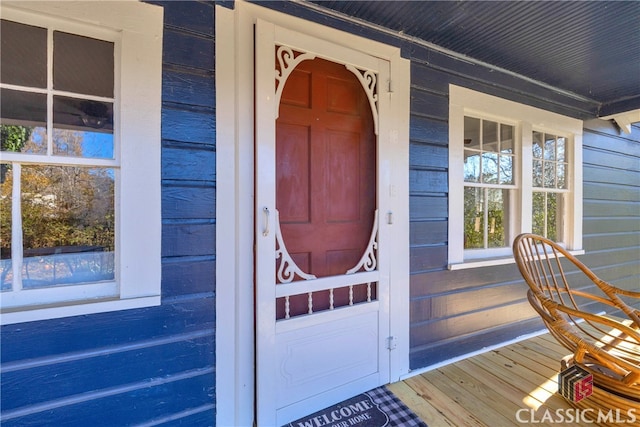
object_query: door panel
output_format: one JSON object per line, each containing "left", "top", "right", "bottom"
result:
{"left": 275, "top": 122, "right": 311, "bottom": 223}
{"left": 255, "top": 20, "right": 391, "bottom": 426}
{"left": 275, "top": 310, "right": 379, "bottom": 408}
{"left": 277, "top": 59, "right": 375, "bottom": 280}
{"left": 326, "top": 130, "right": 362, "bottom": 221}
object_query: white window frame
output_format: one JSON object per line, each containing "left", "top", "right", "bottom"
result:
{"left": 448, "top": 85, "right": 583, "bottom": 270}
{"left": 531, "top": 131, "right": 570, "bottom": 240}
{"left": 0, "top": 1, "right": 163, "bottom": 324}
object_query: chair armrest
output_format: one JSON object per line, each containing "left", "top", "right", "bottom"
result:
{"left": 596, "top": 280, "right": 640, "bottom": 329}
{"left": 608, "top": 285, "right": 640, "bottom": 299}
{"left": 545, "top": 298, "right": 640, "bottom": 373}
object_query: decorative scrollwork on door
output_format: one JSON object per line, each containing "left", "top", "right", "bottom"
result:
{"left": 275, "top": 209, "right": 317, "bottom": 284}
{"left": 345, "top": 64, "right": 379, "bottom": 135}
{"left": 346, "top": 210, "right": 379, "bottom": 274}
{"left": 274, "top": 45, "right": 316, "bottom": 119}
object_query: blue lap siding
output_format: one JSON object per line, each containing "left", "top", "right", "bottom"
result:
{"left": 407, "top": 30, "right": 640, "bottom": 370}
{"left": 1, "top": 1, "right": 217, "bottom": 425}
{"left": 2, "top": 1, "right": 639, "bottom": 426}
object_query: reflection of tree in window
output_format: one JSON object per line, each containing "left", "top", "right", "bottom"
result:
{"left": 0, "top": 124, "right": 32, "bottom": 183}
{"left": 1, "top": 125, "right": 31, "bottom": 152}
{"left": 464, "top": 187, "right": 483, "bottom": 249}
{"left": 1, "top": 18, "right": 116, "bottom": 289}
{"left": 20, "top": 163, "right": 114, "bottom": 247}
{"left": 0, "top": 127, "right": 115, "bottom": 288}
{"left": 463, "top": 117, "right": 514, "bottom": 250}
{"left": 532, "top": 131, "right": 567, "bottom": 241}
{"left": 533, "top": 192, "right": 560, "bottom": 241}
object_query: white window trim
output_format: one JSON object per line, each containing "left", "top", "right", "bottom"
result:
{"left": 448, "top": 85, "right": 583, "bottom": 270}
{"left": 0, "top": 1, "right": 163, "bottom": 324}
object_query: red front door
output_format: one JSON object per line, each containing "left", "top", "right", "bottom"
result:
{"left": 276, "top": 57, "right": 376, "bottom": 318}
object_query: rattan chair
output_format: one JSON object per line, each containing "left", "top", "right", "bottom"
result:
{"left": 513, "top": 233, "right": 640, "bottom": 413}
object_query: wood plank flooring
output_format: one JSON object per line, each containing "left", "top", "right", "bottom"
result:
{"left": 389, "top": 333, "right": 616, "bottom": 427}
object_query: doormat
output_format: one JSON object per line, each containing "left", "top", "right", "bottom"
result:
{"left": 284, "top": 385, "right": 428, "bottom": 427}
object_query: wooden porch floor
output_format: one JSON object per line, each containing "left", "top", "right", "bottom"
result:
{"left": 389, "top": 333, "right": 593, "bottom": 427}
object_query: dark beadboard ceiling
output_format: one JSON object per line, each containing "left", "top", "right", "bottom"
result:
{"left": 306, "top": 0, "right": 640, "bottom": 117}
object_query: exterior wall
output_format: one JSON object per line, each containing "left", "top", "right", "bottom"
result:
{"left": 406, "top": 39, "right": 640, "bottom": 369}
{"left": 581, "top": 120, "right": 640, "bottom": 304}
{"left": 253, "top": 1, "right": 640, "bottom": 371}
{"left": 1, "top": 2, "right": 638, "bottom": 426}
{"left": 0, "top": 2, "right": 217, "bottom": 426}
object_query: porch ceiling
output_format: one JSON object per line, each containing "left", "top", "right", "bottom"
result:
{"left": 306, "top": 0, "right": 640, "bottom": 118}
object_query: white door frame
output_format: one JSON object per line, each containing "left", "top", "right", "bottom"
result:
{"left": 215, "top": 2, "right": 410, "bottom": 426}
{"left": 256, "top": 19, "right": 392, "bottom": 426}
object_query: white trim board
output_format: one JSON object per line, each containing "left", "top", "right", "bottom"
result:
{"left": 0, "top": 0, "right": 163, "bottom": 324}
{"left": 448, "top": 84, "right": 584, "bottom": 267}
{"left": 398, "top": 328, "right": 549, "bottom": 381}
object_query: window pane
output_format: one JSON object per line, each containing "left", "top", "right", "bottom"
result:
{"left": 500, "top": 124, "right": 514, "bottom": 153}
{"left": 53, "top": 96, "right": 114, "bottom": 158}
{"left": 0, "top": 163, "right": 12, "bottom": 291}
{"left": 464, "top": 117, "right": 480, "bottom": 149}
{"left": 499, "top": 154, "right": 513, "bottom": 185}
{"left": 53, "top": 31, "right": 114, "bottom": 97}
{"left": 532, "top": 160, "right": 543, "bottom": 187}
{"left": 21, "top": 165, "right": 115, "bottom": 288}
{"left": 557, "top": 137, "right": 566, "bottom": 162}
{"left": 546, "top": 193, "right": 560, "bottom": 241}
{"left": 1, "top": 20, "right": 47, "bottom": 88}
{"left": 544, "top": 134, "right": 556, "bottom": 160}
{"left": 482, "top": 152, "right": 498, "bottom": 184}
{"left": 464, "top": 151, "right": 481, "bottom": 183}
{"left": 558, "top": 163, "right": 567, "bottom": 189}
{"left": 532, "top": 131, "right": 543, "bottom": 159}
{"left": 533, "top": 192, "right": 561, "bottom": 240}
{"left": 464, "top": 187, "right": 483, "bottom": 249}
{"left": 487, "top": 188, "right": 508, "bottom": 248}
{"left": 544, "top": 161, "right": 556, "bottom": 188}
{"left": 532, "top": 192, "right": 545, "bottom": 236}
{"left": 483, "top": 120, "right": 498, "bottom": 151}
{"left": 1, "top": 89, "right": 47, "bottom": 155}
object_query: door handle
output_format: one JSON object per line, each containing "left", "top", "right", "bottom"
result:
{"left": 262, "top": 207, "right": 270, "bottom": 236}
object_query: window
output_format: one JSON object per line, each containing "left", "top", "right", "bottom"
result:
{"left": 449, "top": 85, "right": 583, "bottom": 269}
{"left": 532, "top": 131, "right": 567, "bottom": 241}
{"left": 0, "top": 2, "right": 163, "bottom": 323}
{"left": 463, "top": 117, "right": 515, "bottom": 250}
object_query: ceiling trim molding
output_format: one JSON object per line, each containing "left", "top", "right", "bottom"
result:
{"left": 601, "top": 110, "right": 640, "bottom": 134}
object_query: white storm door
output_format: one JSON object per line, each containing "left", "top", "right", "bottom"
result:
{"left": 254, "top": 19, "right": 393, "bottom": 427}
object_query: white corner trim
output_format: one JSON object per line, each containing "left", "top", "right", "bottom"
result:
{"left": 215, "top": 4, "right": 255, "bottom": 427}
